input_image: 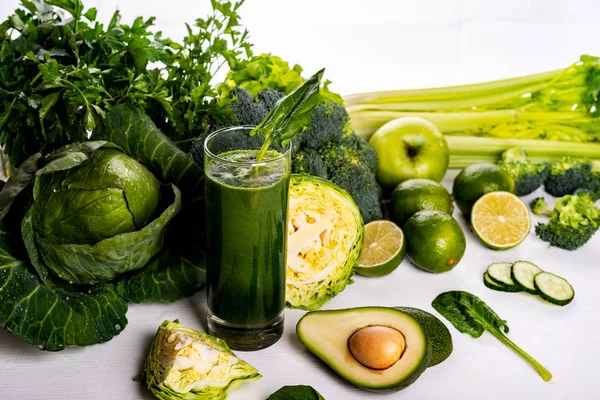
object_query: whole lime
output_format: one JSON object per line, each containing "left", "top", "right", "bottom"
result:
{"left": 389, "top": 179, "right": 453, "bottom": 227}
{"left": 404, "top": 210, "right": 466, "bottom": 273}
{"left": 369, "top": 117, "right": 449, "bottom": 190}
{"left": 452, "top": 163, "right": 515, "bottom": 216}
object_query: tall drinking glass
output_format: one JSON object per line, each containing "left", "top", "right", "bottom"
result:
{"left": 204, "top": 126, "right": 290, "bottom": 351}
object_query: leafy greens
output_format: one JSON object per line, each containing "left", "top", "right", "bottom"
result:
{"left": 432, "top": 291, "right": 552, "bottom": 382}
{"left": 0, "top": 0, "right": 252, "bottom": 167}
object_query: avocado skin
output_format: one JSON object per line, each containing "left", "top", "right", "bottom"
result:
{"left": 369, "top": 344, "right": 432, "bottom": 393}
{"left": 296, "top": 307, "right": 433, "bottom": 392}
{"left": 396, "top": 306, "right": 453, "bottom": 367}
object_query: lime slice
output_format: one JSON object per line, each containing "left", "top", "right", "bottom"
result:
{"left": 471, "top": 191, "right": 530, "bottom": 250}
{"left": 357, "top": 221, "right": 406, "bottom": 277}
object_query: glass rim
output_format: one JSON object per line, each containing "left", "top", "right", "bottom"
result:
{"left": 204, "top": 125, "right": 292, "bottom": 166}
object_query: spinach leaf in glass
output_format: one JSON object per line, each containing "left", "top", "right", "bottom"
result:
{"left": 251, "top": 69, "right": 324, "bottom": 161}
{"left": 432, "top": 290, "right": 552, "bottom": 382}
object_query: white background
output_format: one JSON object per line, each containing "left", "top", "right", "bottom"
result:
{"left": 1, "top": 1, "right": 600, "bottom": 399}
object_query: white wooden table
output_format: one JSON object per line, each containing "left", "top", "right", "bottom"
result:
{"left": 1, "top": 1, "right": 599, "bottom": 399}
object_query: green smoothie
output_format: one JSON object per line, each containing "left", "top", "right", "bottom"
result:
{"left": 205, "top": 149, "right": 289, "bottom": 325}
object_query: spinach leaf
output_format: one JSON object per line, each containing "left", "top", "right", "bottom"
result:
{"left": 432, "top": 291, "right": 552, "bottom": 381}
{"left": 252, "top": 69, "right": 323, "bottom": 161}
{"left": 267, "top": 385, "right": 325, "bottom": 400}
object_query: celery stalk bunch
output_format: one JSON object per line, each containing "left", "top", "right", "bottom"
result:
{"left": 345, "top": 55, "right": 600, "bottom": 165}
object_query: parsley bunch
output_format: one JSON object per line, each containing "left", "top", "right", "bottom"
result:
{"left": 0, "top": 0, "right": 252, "bottom": 167}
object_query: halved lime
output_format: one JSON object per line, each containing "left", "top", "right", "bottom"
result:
{"left": 357, "top": 221, "right": 406, "bottom": 277}
{"left": 471, "top": 191, "right": 530, "bottom": 250}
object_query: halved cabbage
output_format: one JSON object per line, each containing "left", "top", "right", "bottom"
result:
{"left": 143, "top": 320, "right": 261, "bottom": 400}
{"left": 287, "top": 174, "right": 364, "bottom": 310}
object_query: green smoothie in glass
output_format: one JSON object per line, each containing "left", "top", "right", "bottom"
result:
{"left": 203, "top": 69, "right": 324, "bottom": 351}
{"left": 205, "top": 143, "right": 290, "bottom": 348}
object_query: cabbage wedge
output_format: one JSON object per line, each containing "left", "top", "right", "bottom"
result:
{"left": 143, "top": 320, "right": 261, "bottom": 400}
{"left": 286, "top": 174, "right": 364, "bottom": 310}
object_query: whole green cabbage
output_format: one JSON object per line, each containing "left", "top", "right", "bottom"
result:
{"left": 29, "top": 144, "right": 177, "bottom": 284}
{"left": 0, "top": 105, "right": 206, "bottom": 351}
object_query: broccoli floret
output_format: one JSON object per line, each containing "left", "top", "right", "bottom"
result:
{"left": 532, "top": 191, "right": 600, "bottom": 250}
{"left": 544, "top": 157, "right": 599, "bottom": 197}
{"left": 531, "top": 197, "right": 552, "bottom": 217}
{"left": 255, "top": 89, "right": 285, "bottom": 111}
{"left": 292, "top": 148, "right": 327, "bottom": 178}
{"left": 499, "top": 147, "right": 549, "bottom": 196}
{"left": 297, "top": 102, "right": 347, "bottom": 150}
{"left": 327, "top": 163, "right": 382, "bottom": 222}
{"left": 319, "top": 134, "right": 378, "bottom": 174}
{"left": 226, "top": 86, "right": 268, "bottom": 126}
{"left": 319, "top": 143, "right": 382, "bottom": 222}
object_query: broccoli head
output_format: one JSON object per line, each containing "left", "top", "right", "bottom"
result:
{"left": 323, "top": 161, "right": 382, "bottom": 222}
{"left": 499, "top": 147, "right": 549, "bottom": 196}
{"left": 296, "top": 102, "right": 348, "bottom": 150}
{"left": 317, "top": 137, "right": 382, "bottom": 221}
{"left": 532, "top": 191, "right": 600, "bottom": 250}
{"left": 194, "top": 86, "right": 383, "bottom": 222}
{"left": 292, "top": 148, "right": 327, "bottom": 178}
{"left": 544, "top": 157, "right": 600, "bottom": 197}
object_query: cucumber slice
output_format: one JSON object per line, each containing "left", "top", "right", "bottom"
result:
{"left": 483, "top": 272, "right": 522, "bottom": 293}
{"left": 534, "top": 272, "right": 575, "bottom": 306}
{"left": 483, "top": 272, "right": 506, "bottom": 291}
{"left": 487, "top": 262, "right": 522, "bottom": 292}
{"left": 511, "top": 261, "right": 544, "bottom": 294}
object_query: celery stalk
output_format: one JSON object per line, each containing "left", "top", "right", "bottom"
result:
{"left": 445, "top": 136, "right": 600, "bottom": 168}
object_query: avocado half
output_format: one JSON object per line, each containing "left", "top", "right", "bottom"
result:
{"left": 395, "top": 307, "right": 453, "bottom": 367}
{"left": 296, "top": 307, "right": 432, "bottom": 392}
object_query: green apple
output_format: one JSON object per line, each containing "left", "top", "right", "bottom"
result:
{"left": 369, "top": 117, "right": 449, "bottom": 190}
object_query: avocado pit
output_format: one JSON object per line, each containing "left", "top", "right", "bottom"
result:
{"left": 348, "top": 325, "right": 406, "bottom": 370}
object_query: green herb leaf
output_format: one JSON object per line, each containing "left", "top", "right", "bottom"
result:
{"left": 432, "top": 291, "right": 552, "bottom": 381}
{"left": 83, "top": 7, "right": 97, "bottom": 22}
